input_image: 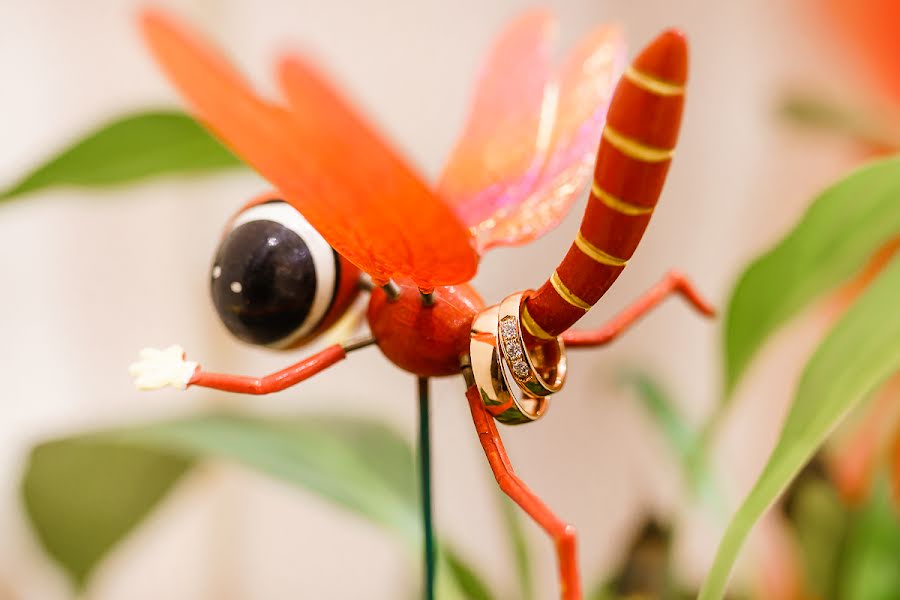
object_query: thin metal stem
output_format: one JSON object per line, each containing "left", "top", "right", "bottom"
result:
{"left": 419, "top": 289, "right": 435, "bottom": 307}
{"left": 417, "top": 376, "right": 436, "bottom": 600}
{"left": 357, "top": 274, "right": 375, "bottom": 292}
{"left": 382, "top": 280, "right": 401, "bottom": 301}
{"left": 341, "top": 336, "right": 376, "bottom": 353}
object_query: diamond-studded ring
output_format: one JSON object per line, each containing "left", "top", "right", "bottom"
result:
{"left": 468, "top": 303, "right": 548, "bottom": 424}
{"left": 497, "top": 292, "right": 567, "bottom": 397}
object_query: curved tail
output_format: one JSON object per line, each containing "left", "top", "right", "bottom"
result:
{"left": 522, "top": 29, "right": 688, "bottom": 339}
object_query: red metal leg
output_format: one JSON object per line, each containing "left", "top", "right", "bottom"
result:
{"left": 189, "top": 344, "right": 346, "bottom": 395}
{"left": 561, "top": 270, "right": 714, "bottom": 348}
{"left": 466, "top": 385, "right": 581, "bottom": 600}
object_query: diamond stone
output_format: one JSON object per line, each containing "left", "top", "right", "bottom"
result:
{"left": 498, "top": 315, "right": 530, "bottom": 379}
{"left": 504, "top": 340, "right": 522, "bottom": 360}
{"left": 512, "top": 360, "right": 529, "bottom": 379}
{"left": 500, "top": 316, "right": 518, "bottom": 340}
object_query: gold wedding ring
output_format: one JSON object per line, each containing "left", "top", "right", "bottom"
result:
{"left": 469, "top": 304, "right": 548, "bottom": 424}
{"left": 468, "top": 291, "right": 567, "bottom": 425}
{"left": 497, "top": 292, "right": 566, "bottom": 397}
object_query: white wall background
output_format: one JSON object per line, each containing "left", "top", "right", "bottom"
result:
{"left": 0, "top": 1, "right": 867, "bottom": 598}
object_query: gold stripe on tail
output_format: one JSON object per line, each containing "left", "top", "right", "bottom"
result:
{"left": 550, "top": 271, "right": 592, "bottom": 311}
{"left": 592, "top": 181, "right": 655, "bottom": 216}
{"left": 521, "top": 303, "right": 555, "bottom": 340}
{"left": 624, "top": 65, "right": 685, "bottom": 96}
{"left": 574, "top": 232, "right": 628, "bottom": 267}
{"left": 602, "top": 126, "right": 674, "bottom": 163}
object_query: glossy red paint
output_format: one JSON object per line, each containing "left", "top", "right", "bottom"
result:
{"left": 561, "top": 271, "right": 715, "bottom": 347}
{"left": 466, "top": 385, "right": 580, "bottom": 599}
{"left": 525, "top": 29, "right": 688, "bottom": 337}
{"left": 367, "top": 284, "right": 484, "bottom": 377}
{"left": 190, "top": 344, "right": 346, "bottom": 394}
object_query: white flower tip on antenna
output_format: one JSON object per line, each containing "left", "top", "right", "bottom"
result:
{"left": 128, "top": 345, "right": 198, "bottom": 391}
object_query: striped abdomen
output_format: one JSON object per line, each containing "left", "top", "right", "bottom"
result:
{"left": 522, "top": 29, "right": 688, "bottom": 339}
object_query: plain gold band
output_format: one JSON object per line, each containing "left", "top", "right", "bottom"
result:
{"left": 468, "top": 304, "right": 549, "bottom": 424}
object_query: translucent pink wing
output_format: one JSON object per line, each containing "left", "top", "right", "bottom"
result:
{"left": 475, "top": 26, "right": 627, "bottom": 252}
{"left": 437, "top": 10, "right": 557, "bottom": 233}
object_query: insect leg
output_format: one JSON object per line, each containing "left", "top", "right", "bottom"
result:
{"left": 465, "top": 385, "right": 581, "bottom": 600}
{"left": 189, "top": 337, "right": 375, "bottom": 395}
{"left": 561, "top": 271, "right": 714, "bottom": 348}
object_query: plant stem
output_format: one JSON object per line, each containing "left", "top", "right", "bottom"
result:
{"left": 417, "top": 376, "right": 436, "bottom": 600}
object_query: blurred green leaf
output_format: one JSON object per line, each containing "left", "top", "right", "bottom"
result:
{"left": 724, "top": 157, "right": 900, "bottom": 395}
{"left": 1, "top": 110, "right": 242, "bottom": 201}
{"left": 22, "top": 439, "right": 192, "bottom": 587}
{"left": 611, "top": 521, "right": 671, "bottom": 597}
{"left": 626, "top": 372, "right": 697, "bottom": 460}
{"left": 624, "top": 372, "right": 724, "bottom": 516}
{"left": 23, "top": 413, "right": 419, "bottom": 588}
{"left": 442, "top": 546, "right": 496, "bottom": 600}
{"left": 700, "top": 255, "right": 900, "bottom": 600}
{"left": 599, "top": 521, "right": 694, "bottom": 600}
{"left": 785, "top": 465, "right": 848, "bottom": 599}
{"left": 779, "top": 94, "right": 899, "bottom": 150}
{"left": 837, "top": 476, "right": 900, "bottom": 600}
{"left": 119, "top": 414, "right": 419, "bottom": 538}
{"left": 498, "top": 494, "right": 534, "bottom": 600}
{"left": 586, "top": 584, "right": 615, "bottom": 600}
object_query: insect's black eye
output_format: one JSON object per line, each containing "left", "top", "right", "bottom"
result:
{"left": 211, "top": 201, "right": 340, "bottom": 347}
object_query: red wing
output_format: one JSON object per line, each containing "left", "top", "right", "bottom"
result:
{"left": 436, "top": 10, "right": 557, "bottom": 238}
{"left": 140, "top": 10, "right": 477, "bottom": 288}
{"left": 480, "top": 25, "right": 626, "bottom": 251}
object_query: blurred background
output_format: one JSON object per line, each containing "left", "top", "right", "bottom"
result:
{"left": 0, "top": 0, "right": 889, "bottom": 598}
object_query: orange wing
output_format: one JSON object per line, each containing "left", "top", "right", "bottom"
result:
{"left": 437, "top": 10, "right": 557, "bottom": 237}
{"left": 141, "top": 10, "right": 477, "bottom": 289}
{"left": 440, "top": 14, "right": 625, "bottom": 252}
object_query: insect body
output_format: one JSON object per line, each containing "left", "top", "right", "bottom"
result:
{"left": 129, "top": 10, "right": 714, "bottom": 599}
{"left": 367, "top": 283, "right": 484, "bottom": 377}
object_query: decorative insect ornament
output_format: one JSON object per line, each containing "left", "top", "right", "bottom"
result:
{"left": 129, "top": 9, "right": 714, "bottom": 600}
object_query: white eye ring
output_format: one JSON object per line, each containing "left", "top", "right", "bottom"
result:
{"left": 231, "top": 201, "right": 337, "bottom": 347}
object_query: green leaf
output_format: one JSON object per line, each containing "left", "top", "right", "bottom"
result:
{"left": 118, "top": 414, "right": 420, "bottom": 539}
{"left": 699, "top": 255, "right": 900, "bottom": 599}
{"left": 837, "top": 476, "right": 900, "bottom": 600}
{"left": 498, "top": 494, "right": 534, "bottom": 600}
{"left": 22, "top": 438, "right": 192, "bottom": 587}
{"left": 784, "top": 465, "right": 848, "bottom": 599}
{"left": 623, "top": 372, "right": 724, "bottom": 516}
{"left": 778, "top": 94, "right": 899, "bottom": 150}
{"left": 441, "top": 546, "right": 496, "bottom": 600}
{"left": 724, "top": 156, "right": 900, "bottom": 394}
{"left": 22, "top": 413, "right": 419, "bottom": 588}
{"left": 586, "top": 584, "right": 615, "bottom": 600}
{"left": 596, "top": 520, "right": 696, "bottom": 599}
{"left": 626, "top": 372, "right": 697, "bottom": 461}
{"left": 1, "top": 110, "right": 242, "bottom": 201}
